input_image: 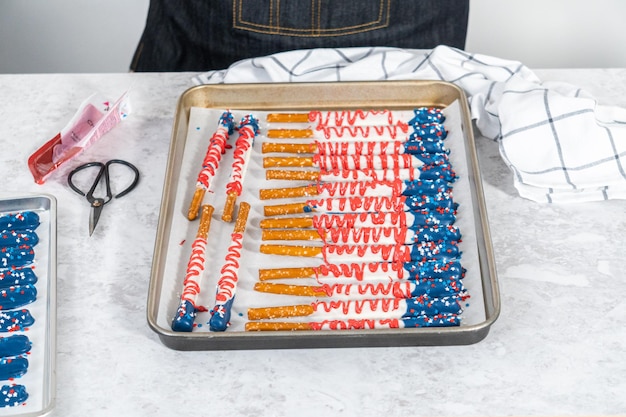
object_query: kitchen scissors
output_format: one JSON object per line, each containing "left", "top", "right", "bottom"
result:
{"left": 68, "top": 159, "right": 140, "bottom": 235}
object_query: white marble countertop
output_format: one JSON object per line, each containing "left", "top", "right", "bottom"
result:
{"left": 1, "top": 68, "right": 625, "bottom": 416}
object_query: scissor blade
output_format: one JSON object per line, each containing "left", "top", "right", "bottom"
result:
{"left": 89, "top": 203, "right": 104, "bottom": 236}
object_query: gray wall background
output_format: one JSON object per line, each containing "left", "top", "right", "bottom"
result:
{"left": 1, "top": 0, "right": 625, "bottom": 74}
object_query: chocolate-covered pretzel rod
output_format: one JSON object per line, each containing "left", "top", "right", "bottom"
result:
{"left": 266, "top": 122, "right": 446, "bottom": 143}
{"left": 259, "top": 208, "right": 455, "bottom": 230}
{"left": 259, "top": 178, "right": 452, "bottom": 200}
{"left": 0, "top": 268, "right": 38, "bottom": 288}
{"left": 263, "top": 194, "right": 457, "bottom": 216}
{"left": 258, "top": 259, "right": 465, "bottom": 281}
{"left": 254, "top": 278, "right": 467, "bottom": 300}
{"left": 266, "top": 108, "right": 445, "bottom": 126}
{"left": 188, "top": 112, "right": 234, "bottom": 220}
{"left": 265, "top": 164, "right": 455, "bottom": 183}
{"left": 245, "top": 314, "right": 460, "bottom": 331}
{"left": 0, "top": 244, "right": 35, "bottom": 269}
{"left": 247, "top": 295, "right": 463, "bottom": 320}
{"left": 0, "top": 383, "right": 29, "bottom": 407}
{"left": 171, "top": 205, "right": 215, "bottom": 332}
{"left": 0, "top": 211, "right": 40, "bottom": 232}
{"left": 262, "top": 140, "right": 449, "bottom": 157}
{"left": 261, "top": 225, "right": 461, "bottom": 245}
{"left": 0, "top": 310, "right": 34, "bottom": 332}
{"left": 209, "top": 202, "right": 251, "bottom": 331}
{"left": 263, "top": 153, "right": 420, "bottom": 169}
{"left": 0, "top": 230, "right": 39, "bottom": 247}
{"left": 260, "top": 241, "right": 460, "bottom": 263}
{"left": 222, "top": 115, "right": 259, "bottom": 222}
{"left": 0, "top": 285, "right": 37, "bottom": 310}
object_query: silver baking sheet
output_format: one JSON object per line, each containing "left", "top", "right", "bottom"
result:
{"left": 148, "top": 81, "right": 500, "bottom": 350}
{"left": 0, "top": 195, "right": 56, "bottom": 415}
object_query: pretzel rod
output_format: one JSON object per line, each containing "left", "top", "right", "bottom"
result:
{"left": 171, "top": 205, "right": 215, "bottom": 332}
{"left": 247, "top": 295, "right": 463, "bottom": 320}
{"left": 259, "top": 179, "right": 452, "bottom": 201}
{"left": 265, "top": 164, "right": 456, "bottom": 183}
{"left": 268, "top": 110, "right": 404, "bottom": 125}
{"left": 248, "top": 304, "right": 314, "bottom": 320}
{"left": 254, "top": 282, "right": 327, "bottom": 297}
{"left": 267, "top": 129, "right": 313, "bottom": 138}
{"left": 262, "top": 140, "right": 450, "bottom": 159}
{"left": 245, "top": 314, "right": 460, "bottom": 331}
{"left": 266, "top": 121, "right": 446, "bottom": 144}
{"left": 265, "top": 170, "right": 319, "bottom": 181}
{"left": 261, "top": 225, "right": 461, "bottom": 245}
{"left": 262, "top": 229, "right": 319, "bottom": 241}
{"left": 208, "top": 202, "right": 251, "bottom": 331}
{"left": 265, "top": 122, "right": 447, "bottom": 144}
{"left": 266, "top": 108, "right": 445, "bottom": 126}
{"left": 263, "top": 154, "right": 420, "bottom": 170}
{"left": 260, "top": 216, "right": 314, "bottom": 228}
{"left": 263, "top": 194, "right": 457, "bottom": 216}
{"left": 259, "top": 184, "right": 318, "bottom": 200}
{"left": 258, "top": 259, "right": 465, "bottom": 281}
{"left": 258, "top": 266, "right": 317, "bottom": 281}
{"left": 245, "top": 322, "right": 315, "bottom": 331}
{"left": 262, "top": 142, "right": 317, "bottom": 154}
{"left": 222, "top": 115, "right": 259, "bottom": 222}
{"left": 254, "top": 279, "right": 468, "bottom": 300}
{"left": 266, "top": 125, "right": 408, "bottom": 141}
{"left": 259, "top": 209, "right": 456, "bottom": 230}
{"left": 187, "top": 112, "right": 235, "bottom": 220}
{"left": 267, "top": 113, "right": 310, "bottom": 123}
{"left": 260, "top": 244, "right": 322, "bottom": 257}
{"left": 263, "top": 202, "right": 310, "bottom": 216}
{"left": 260, "top": 241, "right": 460, "bottom": 263}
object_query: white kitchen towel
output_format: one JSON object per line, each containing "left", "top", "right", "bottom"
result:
{"left": 193, "top": 46, "right": 626, "bottom": 203}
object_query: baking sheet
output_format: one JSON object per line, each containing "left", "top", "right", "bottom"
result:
{"left": 148, "top": 81, "right": 500, "bottom": 350}
{"left": 0, "top": 195, "right": 56, "bottom": 416}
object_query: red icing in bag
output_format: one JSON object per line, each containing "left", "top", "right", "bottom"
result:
{"left": 27, "top": 91, "right": 130, "bottom": 184}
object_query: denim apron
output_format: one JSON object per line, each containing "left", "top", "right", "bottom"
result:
{"left": 131, "top": 0, "right": 470, "bottom": 71}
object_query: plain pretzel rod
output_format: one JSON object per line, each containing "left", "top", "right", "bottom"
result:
{"left": 171, "top": 205, "right": 215, "bottom": 332}
{"left": 187, "top": 112, "right": 234, "bottom": 220}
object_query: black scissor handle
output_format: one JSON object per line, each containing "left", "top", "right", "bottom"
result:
{"left": 67, "top": 159, "right": 139, "bottom": 204}
{"left": 105, "top": 159, "right": 140, "bottom": 198}
{"left": 67, "top": 162, "right": 109, "bottom": 204}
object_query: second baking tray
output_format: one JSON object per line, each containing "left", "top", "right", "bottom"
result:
{"left": 0, "top": 195, "right": 56, "bottom": 416}
{"left": 148, "top": 80, "right": 500, "bottom": 350}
